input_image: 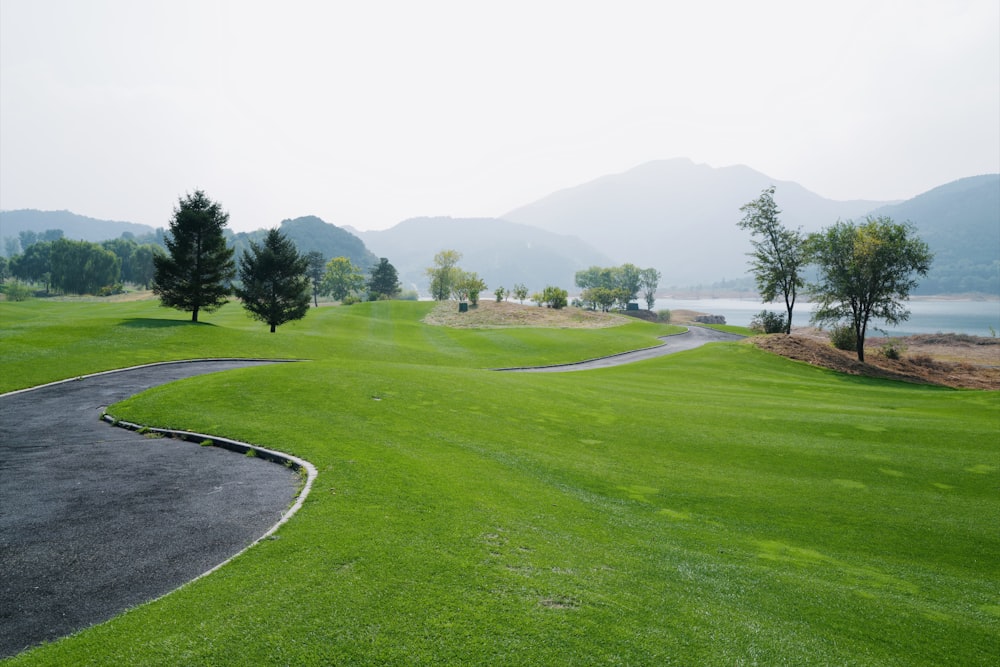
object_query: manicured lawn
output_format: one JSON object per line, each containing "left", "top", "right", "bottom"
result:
{"left": 2, "top": 299, "right": 997, "bottom": 665}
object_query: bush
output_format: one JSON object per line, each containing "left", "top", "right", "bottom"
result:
{"left": 341, "top": 294, "right": 361, "bottom": 306}
{"left": 3, "top": 282, "right": 33, "bottom": 301}
{"left": 749, "top": 310, "right": 787, "bottom": 334}
{"left": 541, "top": 286, "right": 568, "bottom": 310}
{"left": 879, "top": 338, "right": 907, "bottom": 360}
{"left": 656, "top": 309, "right": 672, "bottom": 323}
{"left": 397, "top": 289, "right": 419, "bottom": 301}
{"left": 829, "top": 325, "right": 857, "bottom": 352}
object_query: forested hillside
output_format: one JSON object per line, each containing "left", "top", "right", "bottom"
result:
{"left": 870, "top": 175, "right": 999, "bottom": 295}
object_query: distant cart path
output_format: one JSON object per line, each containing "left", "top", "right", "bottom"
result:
{"left": 0, "top": 360, "right": 302, "bottom": 659}
{"left": 498, "top": 325, "right": 745, "bottom": 372}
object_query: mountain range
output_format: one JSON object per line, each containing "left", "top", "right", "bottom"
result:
{"left": 3, "top": 159, "right": 997, "bottom": 295}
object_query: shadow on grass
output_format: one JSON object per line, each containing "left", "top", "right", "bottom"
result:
{"left": 119, "top": 318, "right": 218, "bottom": 328}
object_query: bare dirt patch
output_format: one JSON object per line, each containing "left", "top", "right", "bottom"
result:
{"left": 752, "top": 329, "right": 1000, "bottom": 390}
{"left": 422, "top": 300, "right": 629, "bottom": 329}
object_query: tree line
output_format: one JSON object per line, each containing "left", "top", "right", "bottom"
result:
{"left": 151, "top": 191, "right": 403, "bottom": 331}
{"left": 738, "top": 186, "right": 932, "bottom": 361}
{"left": 1, "top": 231, "right": 161, "bottom": 295}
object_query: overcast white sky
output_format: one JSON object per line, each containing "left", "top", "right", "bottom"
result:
{"left": 2, "top": 0, "right": 998, "bottom": 233}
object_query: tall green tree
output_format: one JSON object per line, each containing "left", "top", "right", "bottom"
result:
{"left": 426, "top": 249, "right": 462, "bottom": 301}
{"left": 131, "top": 244, "right": 161, "bottom": 289}
{"left": 367, "top": 257, "right": 401, "bottom": 300}
{"left": 304, "top": 251, "right": 326, "bottom": 307}
{"left": 738, "top": 186, "right": 807, "bottom": 334}
{"left": 235, "top": 228, "right": 311, "bottom": 333}
{"left": 808, "top": 216, "right": 932, "bottom": 362}
{"left": 639, "top": 267, "right": 661, "bottom": 311}
{"left": 10, "top": 241, "right": 52, "bottom": 291}
{"left": 49, "top": 238, "right": 120, "bottom": 294}
{"left": 618, "top": 263, "right": 642, "bottom": 304}
{"left": 152, "top": 190, "right": 236, "bottom": 322}
{"left": 322, "top": 256, "right": 365, "bottom": 301}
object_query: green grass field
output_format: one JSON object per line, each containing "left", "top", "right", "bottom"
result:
{"left": 2, "top": 299, "right": 997, "bottom": 665}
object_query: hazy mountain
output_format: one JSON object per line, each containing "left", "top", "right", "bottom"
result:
{"left": 1, "top": 209, "right": 156, "bottom": 252}
{"left": 358, "top": 217, "right": 612, "bottom": 293}
{"left": 229, "top": 216, "right": 378, "bottom": 270}
{"left": 870, "top": 175, "right": 999, "bottom": 295}
{"left": 503, "top": 158, "right": 892, "bottom": 286}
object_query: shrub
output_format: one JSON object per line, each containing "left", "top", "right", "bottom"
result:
{"left": 829, "top": 325, "right": 857, "bottom": 352}
{"left": 656, "top": 309, "right": 672, "bottom": 323}
{"left": 750, "top": 310, "right": 787, "bottom": 334}
{"left": 341, "top": 294, "right": 361, "bottom": 306}
{"left": 541, "top": 286, "right": 568, "bottom": 310}
{"left": 879, "top": 338, "right": 907, "bottom": 360}
{"left": 3, "top": 282, "right": 33, "bottom": 301}
{"left": 397, "top": 289, "right": 419, "bottom": 301}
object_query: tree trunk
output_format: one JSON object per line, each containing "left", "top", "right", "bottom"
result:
{"left": 270, "top": 323, "right": 276, "bottom": 333}
{"left": 192, "top": 308, "right": 199, "bottom": 323}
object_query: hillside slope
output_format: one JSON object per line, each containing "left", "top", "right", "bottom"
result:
{"left": 503, "top": 158, "right": 889, "bottom": 285}
{"left": 359, "top": 216, "right": 612, "bottom": 293}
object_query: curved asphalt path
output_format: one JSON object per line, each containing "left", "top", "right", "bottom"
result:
{"left": 0, "top": 360, "right": 302, "bottom": 659}
{"left": 498, "top": 325, "right": 745, "bottom": 372}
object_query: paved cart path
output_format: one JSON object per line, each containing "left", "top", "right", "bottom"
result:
{"left": 0, "top": 361, "right": 301, "bottom": 659}
{"left": 498, "top": 326, "right": 745, "bottom": 372}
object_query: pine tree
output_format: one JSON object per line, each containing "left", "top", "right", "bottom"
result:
{"left": 235, "top": 228, "right": 311, "bottom": 332}
{"left": 152, "top": 191, "right": 236, "bottom": 322}
{"left": 366, "top": 257, "right": 401, "bottom": 300}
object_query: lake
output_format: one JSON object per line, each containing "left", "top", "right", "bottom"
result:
{"left": 653, "top": 297, "right": 1000, "bottom": 337}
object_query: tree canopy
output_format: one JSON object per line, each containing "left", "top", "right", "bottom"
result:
{"left": 808, "top": 216, "right": 932, "bottom": 361}
{"left": 322, "top": 256, "right": 365, "bottom": 302}
{"left": 426, "top": 249, "right": 462, "bottom": 301}
{"left": 152, "top": 191, "right": 236, "bottom": 322}
{"left": 234, "top": 228, "right": 311, "bottom": 333}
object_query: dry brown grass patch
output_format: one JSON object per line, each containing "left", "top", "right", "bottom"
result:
{"left": 752, "top": 329, "right": 1000, "bottom": 390}
{"left": 422, "top": 300, "right": 628, "bottom": 329}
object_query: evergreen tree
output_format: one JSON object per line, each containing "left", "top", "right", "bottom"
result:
{"left": 366, "top": 257, "right": 401, "bottom": 300}
{"left": 235, "top": 228, "right": 311, "bottom": 333}
{"left": 152, "top": 191, "right": 236, "bottom": 322}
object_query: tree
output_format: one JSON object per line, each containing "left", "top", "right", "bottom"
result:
{"left": 808, "top": 216, "right": 932, "bottom": 362}
{"left": 10, "top": 241, "right": 52, "bottom": 291}
{"left": 130, "top": 244, "right": 161, "bottom": 289}
{"left": 367, "top": 257, "right": 401, "bottom": 300}
{"left": 453, "top": 271, "right": 487, "bottom": 305}
{"left": 738, "top": 186, "right": 807, "bottom": 334}
{"left": 494, "top": 286, "right": 509, "bottom": 302}
{"left": 513, "top": 283, "right": 529, "bottom": 304}
{"left": 234, "top": 228, "right": 311, "bottom": 333}
{"left": 322, "top": 256, "right": 365, "bottom": 301}
{"left": 305, "top": 251, "right": 326, "bottom": 307}
{"left": 541, "top": 285, "right": 568, "bottom": 309}
{"left": 581, "top": 286, "right": 619, "bottom": 312}
{"left": 49, "top": 238, "right": 120, "bottom": 294}
{"left": 152, "top": 190, "right": 236, "bottom": 322}
{"left": 618, "top": 263, "right": 642, "bottom": 304}
{"left": 426, "top": 249, "right": 462, "bottom": 301}
{"left": 639, "top": 267, "right": 661, "bottom": 311}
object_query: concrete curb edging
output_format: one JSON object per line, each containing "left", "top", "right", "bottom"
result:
{"left": 100, "top": 412, "right": 318, "bottom": 587}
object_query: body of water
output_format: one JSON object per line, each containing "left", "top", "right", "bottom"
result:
{"left": 653, "top": 297, "right": 1000, "bottom": 337}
